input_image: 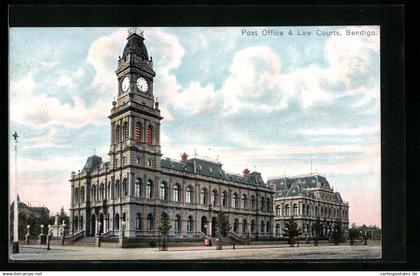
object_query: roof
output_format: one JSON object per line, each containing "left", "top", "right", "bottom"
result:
{"left": 82, "top": 155, "right": 103, "bottom": 172}
{"left": 269, "top": 174, "right": 331, "bottom": 190}
{"left": 161, "top": 157, "right": 267, "bottom": 187}
{"left": 123, "top": 33, "right": 149, "bottom": 60}
{"left": 283, "top": 184, "right": 316, "bottom": 199}
{"left": 332, "top": 192, "right": 344, "bottom": 203}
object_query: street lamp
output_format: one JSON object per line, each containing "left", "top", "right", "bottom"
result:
{"left": 12, "top": 131, "right": 19, "bottom": 254}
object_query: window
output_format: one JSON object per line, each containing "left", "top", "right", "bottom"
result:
{"left": 123, "top": 121, "right": 129, "bottom": 141}
{"left": 74, "top": 188, "right": 79, "bottom": 204}
{"left": 147, "top": 214, "right": 153, "bottom": 230}
{"left": 266, "top": 221, "right": 270, "bottom": 233}
{"left": 251, "top": 220, "right": 255, "bottom": 233}
{"left": 175, "top": 215, "right": 181, "bottom": 232}
{"left": 242, "top": 220, "right": 248, "bottom": 234}
{"left": 135, "top": 121, "right": 142, "bottom": 142}
{"left": 233, "top": 219, "right": 239, "bottom": 233}
{"left": 200, "top": 188, "right": 207, "bottom": 205}
{"left": 115, "top": 180, "right": 120, "bottom": 198}
{"left": 275, "top": 224, "right": 281, "bottom": 236}
{"left": 276, "top": 205, "right": 281, "bottom": 216}
{"left": 232, "top": 193, "right": 239, "bottom": 208}
{"left": 123, "top": 178, "right": 128, "bottom": 196}
{"left": 115, "top": 125, "right": 121, "bottom": 143}
{"left": 260, "top": 196, "right": 265, "bottom": 211}
{"left": 266, "top": 198, "right": 270, "bottom": 212}
{"left": 160, "top": 182, "right": 167, "bottom": 200}
{"left": 80, "top": 216, "right": 83, "bottom": 229}
{"left": 146, "top": 125, "right": 153, "bottom": 145}
{"left": 251, "top": 196, "right": 256, "bottom": 210}
{"left": 293, "top": 204, "right": 298, "bottom": 215}
{"left": 100, "top": 183, "right": 105, "bottom": 200}
{"left": 148, "top": 159, "right": 152, "bottom": 167}
{"left": 173, "top": 184, "right": 180, "bottom": 202}
{"left": 136, "top": 213, "right": 141, "bottom": 230}
{"left": 211, "top": 190, "right": 217, "bottom": 206}
{"left": 241, "top": 194, "right": 247, "bottom": 209}
{"left": 222, "top": 191, "right": 227, "bottom": 207}
{"left": 186, "top": 186, "right": 193, "bottom": 203}
{"left": 92, "top": 185, "right": 96, "bottom": 201}
{"left": 74, "top": 216, "right": 78, "bottom": 230}
{"left": 135, "top": 178, "right": 141, "bottom": 198}
{"left": 80, "top": 187, "right": 85, "bottom": 203}
{"left": 122, "top": 156, "right": 126, "bottom": 166}
{"left": 136, "top": 157, "right": 140, "bottom": 164}
{"left": 261, "top": 221, "right": 265, "bottom": 233}
{"left": 115, "top": 214, "right": 120, "bottom": 230}
{"left": 187, "top": 216, "right": 193, "bottom": 232}
{"left": 285, "top": 204, "right": 290, "bottom": 216}
{"left": 146, "top": 180, "right": 153, "bottom": 199}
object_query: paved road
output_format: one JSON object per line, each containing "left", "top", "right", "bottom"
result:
{"left": 10, "top": 244, "right": 381, "bottom": 261}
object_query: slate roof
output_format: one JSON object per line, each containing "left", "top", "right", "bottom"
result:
{"left": 82, "top": 155, "right": 103, "bottom": 172}
{"left": 161, "top": 157, "right": 267, "bottom": 187}
{"left": 123, "top": 33, "right": 149, "bottom": 60}
{"left": 284, "top": 184, "right": 316, "bottom": 199}
{"left": 270, "top": 174, "right": 331, "bottom": 190}
{"left": 332, "top": 192, "right": 344, "bottom": 203}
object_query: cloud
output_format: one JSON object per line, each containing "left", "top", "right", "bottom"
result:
{"left": 298, "top": 124, "right": 380, "bottom": 136}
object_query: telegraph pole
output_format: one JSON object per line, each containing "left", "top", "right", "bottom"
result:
{"left": 12, "top": 131, "right": 19, "bottom": 253}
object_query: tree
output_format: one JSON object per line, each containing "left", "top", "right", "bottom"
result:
{"left": 58, "top": 206, "right": 70, "bottom": 227}
{"left": 349, "top": 227, "right": 357, "bottom": 245}
{"left": 331, "top": 219, "right": 343, "bottom": 245}
{"left": 158, "top": 212, "right": 171, "bottom": 251}
{"left": 282, "top": 216, "right": 302, "bottom": 247}
{"left": 313, "top": 217, "right": 322, "bottom": 246}
{"left": 215, "top": 211, "right": 231, "bottom": 250}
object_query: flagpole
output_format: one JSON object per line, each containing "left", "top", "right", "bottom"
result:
{"left": 12, "top": 131, "right": 19, "bottom": 253}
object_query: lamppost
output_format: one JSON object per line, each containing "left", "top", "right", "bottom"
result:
{"left": 12, "top": 131, "right": 19, "bottom": 253}
{"left": 25, "top": 225, "right": 30, "bottom": 244}
{"left": 47, "top": 224, "right": 52, "bottom": 250}
{"left": 39, "top": 224, "right": 45, "bottom": 245}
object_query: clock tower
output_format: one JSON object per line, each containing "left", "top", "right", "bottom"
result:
{"left": 109, "top": 27, "right": 162, "bottom": 174}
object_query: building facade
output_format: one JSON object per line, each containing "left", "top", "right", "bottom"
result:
{"left": 268, "top": 174, "right": 349, "bottom": 239}
{"left": 69, "top": 29, "right": 274, "bottom": 240}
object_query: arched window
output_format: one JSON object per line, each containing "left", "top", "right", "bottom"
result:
{"left": 146, "top": 180, "right": 153, "bottom": 199}
{"left": 285, "top": 204, "right": 290, "bottom": 216}
{"left": 200, "top": 188, "right": 207, "bottom": 205}
{"left": 260, "top": 196, "right": 265, "bottom": 211}
{"left": 115, "top": 180, "right": 120, "bottom": 198}
{"left": 266, "top": 198, "right": 271, "bottom": 212}
{"left": 100, "top": 183, "right": 105, "bottom": 200}
{"left": 175, "top": 215, "right": 181, "bottom": 232}
{"left": 173, "top": 184, "right": 180, "bottom": 202}
{"left": 136, "top": 213, "right": 141, "bottom": 230}
{"left": 115, "top": 125, "right": 121, "bottom": 143}
{"left": 115, "top": 214, "right": 120, "bottom": 230}
{"left": 293, "top": 204, "right": 298, "bottom": 215}
{"left": 211, "top": 190, "right": 217, "bottom": 206}
{"left": 251, "top": 196, "right": 256, "bottom": 210}
{"left": 74, "top": 216, "right": 78, "bottom": 230}
{"left": 135, "top": 121, "right": 142, "bottom": 142}
{"left": 80, "top": 187, "right": 85, "bottom": 203}
{"left": 232, "top": 193, "right": 239, "bottom": 208}
{"left": 266, "top": 221, "right": 271, "bottom": 233}
{"left": 147, "top": 214, "right": 153, "bottom": 230}
{"left": 315, "top": 206, "right": 318, "bottom": 216}
{"left": 122, "top": 178, "right": 128, "bottom": 196}
{"left": 222, "top": 191, "right": 227, "bottom": 207}
{"left": 92, "top": 185, "right": 97, "bottom": 202}
{"left": 186, "top": 186, "right": 193, "bottom": 203}
{"left": 146, "top": 125, "right": 153, "bottom": 145}
{"left": 261, "top": 221, "right": 265, "bottom": 233}
{"left": 242, "top": 219, "right": 248, "bottom": 234}
{"left": 276, "top": 205, "right": 281, "bottom": 216}
{"left": 135, "top": 178, "right": 141, "bottom": 198}
{"left": 234, "top": 219, "right": 239, "bottom": 233}
{"left": 187, "top": 216, "right": 193, "bottom": 232}
{"left": 241, "top": 194, "right": 247, "bottom": 209}
{"left": 160, "top": 182, "right": 167, "bottom": 200}
{"left": 123, "top": 121, "right": 129, "bottom": 141}
{"left": 321, "top": 206, "right": 324, "bottom": 217}
{"left": 74, "top": 188, "right": 79, "bottom": 204}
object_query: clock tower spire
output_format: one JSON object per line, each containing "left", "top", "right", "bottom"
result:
{"left": 109, "top": 27, "right": 162, "bottom": 172}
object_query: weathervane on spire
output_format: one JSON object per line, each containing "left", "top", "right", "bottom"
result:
{"left": 128, "top": 27, "right": 144, "bottom": 38}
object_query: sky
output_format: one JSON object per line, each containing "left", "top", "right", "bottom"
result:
{"left": 9, "top": 26, "right": 381, "bottom": 227}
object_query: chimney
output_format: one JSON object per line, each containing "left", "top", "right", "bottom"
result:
{"left": 243, "top": 168, "right": 250, "bottom": 177}
{"left": 181, "top": 152, "right": 188, "bottom": 165}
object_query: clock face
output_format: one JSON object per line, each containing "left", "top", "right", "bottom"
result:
{"left": 121, "top": 76, "right": 130, "bottom": 92}
{"left": 136, "top": 77, "right": 149, "bottom": 92}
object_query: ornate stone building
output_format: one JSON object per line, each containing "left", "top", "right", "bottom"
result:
{"left": 69, "top": 28, "right": 274, "bottom": 240}
{"left": 268, "top": 174, "right": 349, "bottom": 239}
